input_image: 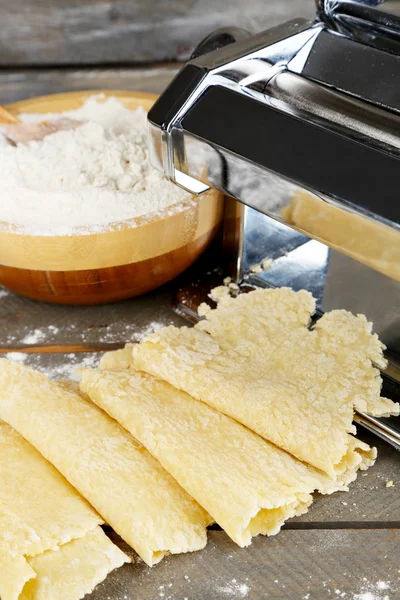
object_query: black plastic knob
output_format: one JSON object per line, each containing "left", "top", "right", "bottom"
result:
{"left": 191, "top": 27, "right": 251, "bottom": 60}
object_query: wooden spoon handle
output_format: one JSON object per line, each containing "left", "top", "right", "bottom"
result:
{"left": 0, "top": 105, "right": 19, "bottom": 124}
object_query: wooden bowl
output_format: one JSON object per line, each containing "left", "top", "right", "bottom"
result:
{"left": 0, "top": 91, "right": 224, "bottom": 304}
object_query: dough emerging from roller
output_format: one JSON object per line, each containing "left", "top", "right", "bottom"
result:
{"left": 132, "top": 288, "right": 399, "bottom": 479}
{"left": 283, "top": 190, "right": 400, "bottom": 281}
{"left": 0, "top": 360, "right": 210, "bottom": 567}
{"left": 81, "top": 366, "right": 339, "bottom": 548}
{"left": 0, "top": 421, "right": 129, "bottom": 600}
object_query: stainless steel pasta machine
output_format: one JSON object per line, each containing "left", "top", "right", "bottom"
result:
{"left": 147, "top": 0, "right": 400, "bottom": 449}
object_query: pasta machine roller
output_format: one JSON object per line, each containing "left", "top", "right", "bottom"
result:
{"left": 147, "top": 0, "right": 400, "bottom": 449}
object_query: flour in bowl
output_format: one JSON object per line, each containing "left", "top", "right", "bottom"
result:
{"left": 0, "top": 95, "right": 189, "bottom": 235}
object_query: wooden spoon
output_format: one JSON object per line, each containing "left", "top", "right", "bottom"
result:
{"left": 0, "top": 105, "right": 20, "bottom": 145}
{"left": 0, "top": 104, "right": 83, "bottom": 145}
{"left": 0, "top": 105, "right": 19, "bottom": 124}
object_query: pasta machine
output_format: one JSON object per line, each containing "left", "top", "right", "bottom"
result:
{"left": 147, "top": 0, "right": 400, "bottom": 448}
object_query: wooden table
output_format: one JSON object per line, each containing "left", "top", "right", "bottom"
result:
{"left": 0, "top": 66, "right": 398, "bottom": 600}
{"left": 0, "top": 261, "right": 399, "bottom": 599}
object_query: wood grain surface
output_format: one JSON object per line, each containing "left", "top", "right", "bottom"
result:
{"left": 0, "top": 282, "right": 186, "bottom": 347}
{"left": 95, "top": 530, "right": 400, "bottom": 599}
{"left": 0, "top": 65, "right": 179, "bottom": 104}
{"left": 0, "top": 0, "right": 315, "bottom": 66}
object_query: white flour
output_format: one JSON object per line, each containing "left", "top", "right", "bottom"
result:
{"left": 217, "top": 580, "right": 250, "bottom": 597}
{"left": 3, "top": 352, "right": 101, "bottom": 381}
{"left": 0, "top": 95, "right": 188, "bottom": 235}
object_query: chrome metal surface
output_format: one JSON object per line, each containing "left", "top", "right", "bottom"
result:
{"left": 177, "top": 134, "right": 400, "bottom": 280}
{"left": 147, "top": 0, "right": 400, "bottom": 447}
{"left": 268, "top": 71, "right": 400, "bottom": 154}
{"left": 317, "top": 0, "right": 400, "bottom": 51}
{"left": 321, "top": 253, "right": 400, "bottom": 355}
{"left": 319, "top": 0, "right": 400, "bottom": 22}
{"left": 148, "top": 19, "right": 321, "bottom": 187}
{"left": 148, "top": 22, "right": 400, "bottom": 232}
{"left": 354, "top": 412, "right": 400, "bottom": 451}
{"left": 241, "top": 207, "right": 308, "bottom": 272}
{"left": 249, "top": 239, "right": 329, "bottom": 310}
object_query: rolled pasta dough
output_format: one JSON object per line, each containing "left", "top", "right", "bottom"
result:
{"left": 81, "top": 367, "right": 345, "bottom": 548}
{"left": 132, "top": 288, "right": 398, "bottom": 479}
{"left": 0, "top": 421, "right": 128, "bottom": 600}
{"left": 0, "top": 361, "right": 210, "bottom": 567}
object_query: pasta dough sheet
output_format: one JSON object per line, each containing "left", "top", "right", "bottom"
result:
{"left": 132, "top": 288, "right": 399, "bottom": 479}
{"left": 0, "top": 421, "right": 128, "bottom": 600}
{"left": 0, "top": 360, "right": 210, "bottom": 566}
{"left": 21, "top": 528, "right": 128, "bottom": 600}
{"left": 82, "top": 366, "right": 344, "bottom": 548}
{"left": 283, "top": 190, "right": 400, "bottom": 282}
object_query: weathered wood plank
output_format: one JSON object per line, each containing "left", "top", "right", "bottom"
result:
{"left": 291, "top": 431, "right": 400, "bottom": 524}
{"left": 0, "top": 0, "right": 314, "bottom": 66}
{"left": 0, "top": 65, "right": 178, "bottom": 104}
{"left": 0, "top": 283, "right": 185, "bottom": 348}
{"left": 0, "top": 344, "right": 123, "bottom": 354}
{"left": 1, "top": 349, "right": 398, "bottom": 525}
{"left": 92, "top": 529, "right": 400, "bottom": 600}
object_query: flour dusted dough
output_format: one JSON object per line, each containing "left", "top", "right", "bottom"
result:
{"left": 20, "top": 528, "right": 127, "bottom": 600}
{"left": 132, "top": 288, "right": 399, "bottom": 479}
{"left": 0, "top": 422, "right": 128, "bottom": 600}
{"left": 0, "top": 361, "right": 210, "bottom": 566}
{"left": 81, "top": 368, "right": 338, "bottom": 548}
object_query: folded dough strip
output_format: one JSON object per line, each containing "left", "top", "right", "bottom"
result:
{"left": 132, "top": 288, "right": 398, "bottom": 479}
{"left": 19, "top": 528, "right": 129, "bottom": 600}
{"left": 0, "top": 361, "right": 210, "bottom": 566}
{"left": 82, "top": 366, "right": 345, "bottom": 548}
{"left": 0, "top": 421, "right": 129, "bottom": 600}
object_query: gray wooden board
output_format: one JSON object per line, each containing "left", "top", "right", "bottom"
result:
{"left": 92, "top": 530, "right": 400, "bottom": 600}
{"left": 0, "top": 284, "right": 186, "bottom": 348}
{"left": 0, "top": 65, "right": 179, "bottom": 104}
{"left": 1, "top": 347, "right": 398, "bottom": 525}
{"left": 0, "top": 0, "right": 315, "bottom": 66}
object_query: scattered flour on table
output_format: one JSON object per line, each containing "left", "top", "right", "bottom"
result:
{"left": 88, "top": 319, "right": 171, "bottom": 344}
{"left": 3, "top": 352, "right": 100, "bottom": 381}
{"left": 318, "top": 579, "right": 394, "bottom": 599}
{"left": 157, "top": 576, "right": 250, "bottom": 600}
{"left": 1, "top": 318, "right": 172, "bottom": 346}
{"left": 217, "top": 580, "right": 250, "bottom": 597}
{"left": 130, "top": 320, "right": 167, "bottom": 341}
{"left": 20, "top": 326, "right": 58, "bottom": 344}
{"left": 0, "top": 287, "right": 9, "bottom": 299}
{"left": 0, "top": 95, "right": 188, "bottom": 235}
{"left": 351, "top": 579, "right": 393, "bottom": 600}
{"left": 2, "top": 319, "right": 171, "bottom": 379}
